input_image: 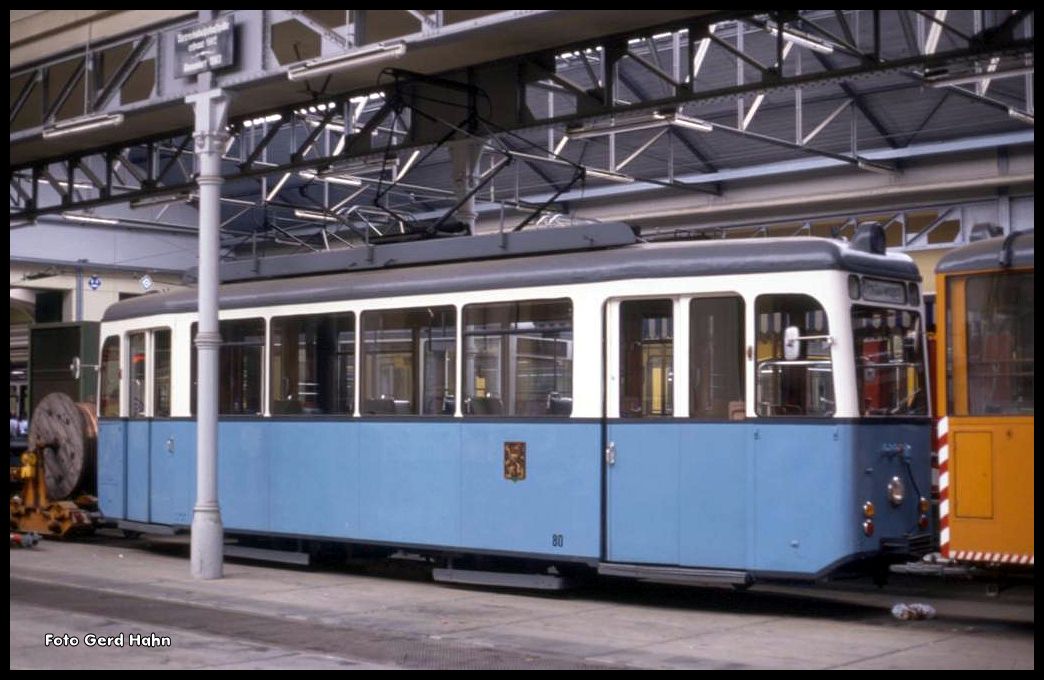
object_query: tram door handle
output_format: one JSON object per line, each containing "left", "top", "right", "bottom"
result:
{"left": 606, "top": 441, "right": 617, "bottom": 466}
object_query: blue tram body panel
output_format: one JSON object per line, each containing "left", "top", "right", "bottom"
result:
{"left": 98, "top": 417, "right": 929, "bottom": 577}
{"left": 356, "top": 421, "right": 463, "bottom": 546}
{"left": 606, "top": 422, "right": 682, "bottom": 564}
{"left": 460, "top": 422, "right": 601, "bottom": 559}
{"left": 98, "top": 420, "right": 127, "bottom": 520}
{"left": 751, "top": 424, "right": 852, "bottom": 574}
{"left": 125, "top": 421, "right": 151, "bottom": 522}
{"left": 677, "top": 424, "right": 752, "bottom": 569}
{"left": 850, "top": 422, "right": 933, "bottom": 554}
{"left": 268, "top": 422, "right": 361, "bottom": 538}
{"left": 217, "top": 423, "right": 270, "bottom": 532}
{"left": 605, "top": 421, "right": 931, "bottom": 576}
{"left": 149, "top": 421, "right": 195, "bottom": 526}
{"left": 101, "top": 419, "right": 603, "bottom": 560}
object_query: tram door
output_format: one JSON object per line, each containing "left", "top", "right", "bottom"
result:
{"left": 605, "top": 297, "right": 682, "bottom": 563}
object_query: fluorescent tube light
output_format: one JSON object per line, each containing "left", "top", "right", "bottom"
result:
{"left": 287, "top": 41, "right": 407, "bottom": 81}
{"left": 570, "top": 110, "right": 713, "bottom": 139}
{"left": 566, "top": 116, "right": 668, "bottom": 139}
{"left": 584, "top": 167, "right": 635, "bottom": 184}
{"left": 856, "top": 160, "right": 895, "bottom": 175}
{"left": 924, "top": 65, "right": 1035, "bottom": 88}
{"left": 297, "top": 170, "right": 364, "bottom": 187}
{"left": 62, "top": 212, "right": 120, "bottom": 225}
{"left": 766, "top": 24, "right": 834, "bottom": 54}
{"left": 654, "top": 111, "right": 713, "bottom": 133}
{"left": 130, "top": 191, "right": 195, "bottom": 209}
{"left": 293, "top": 209, "right": 341, "bottom": 222}
{"left": 1008, "top": 108, "right": 1034, "bottom": 125}
{"left": 42, "top": 113, "right": 124, "bottom": 139}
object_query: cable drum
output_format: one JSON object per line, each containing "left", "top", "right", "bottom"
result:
{"left": 28, "top": 393, "right": 98, "bottom": 500}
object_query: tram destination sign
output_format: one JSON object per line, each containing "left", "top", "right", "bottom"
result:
{"left": 861, "top": 277, "right": 907, "bottom": 305}
{"left": 175, "top": 17, "right": 235, "bottom": 78}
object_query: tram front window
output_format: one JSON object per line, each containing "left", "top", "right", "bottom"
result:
{"left": 755, "top": 294, "right": 834, "bottom": 417}
{"left": 952, "top": 271, "right": 1034, "bottom": 416}
{"left": 852, "top": 307, "right": 927, "bottom": 416}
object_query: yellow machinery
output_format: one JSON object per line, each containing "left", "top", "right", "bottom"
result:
{"left": 9, "top": 393, "right": 97, "bottom": 538}
{"left": 934, "top": 229, "right": 1033, "bottom": 568}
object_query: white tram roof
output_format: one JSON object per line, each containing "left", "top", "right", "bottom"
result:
{"left": 103, "top": 232, "right": 919, "bottom": 322}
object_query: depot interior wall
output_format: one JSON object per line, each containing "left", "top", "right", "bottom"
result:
{"left": 9, "top": 264, "right": 186, "bottom": 323}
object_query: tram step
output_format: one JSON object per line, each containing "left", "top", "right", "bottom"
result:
{"left": 224, "top": 544, "right": 311, "bottom": 566}
{"left": 598, "top": 562, "right": 752, "bottom": 586}
{"left": 117, "top": 520, "right": 181, "bottom": 536}
{"left": 432, "top": 567, "right": 572, "bottom": 590}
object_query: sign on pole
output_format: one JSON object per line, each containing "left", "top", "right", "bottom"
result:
{"left": 175, "top": 18, "right": 236, "bottom": 78}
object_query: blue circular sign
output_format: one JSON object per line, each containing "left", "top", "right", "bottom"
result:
{"left": 88, "top": 275, "right": 102, "bottom": 290}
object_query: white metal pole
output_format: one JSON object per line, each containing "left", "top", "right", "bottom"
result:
{"left": 186, "top": 87, "right": 230, "bottom": 579}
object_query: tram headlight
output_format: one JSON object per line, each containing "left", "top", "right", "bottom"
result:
{"left": 887, "top": 476, "right": 906, "bottom": 506}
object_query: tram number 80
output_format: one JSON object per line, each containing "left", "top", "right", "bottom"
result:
{"left": 552, "top": 534, "right": 564, "bottom": 548}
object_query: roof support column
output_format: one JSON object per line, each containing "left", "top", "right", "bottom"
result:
{"left": 450, "top": 138, "right": 485, "bottom": 233}
{"left": 186, "top": 86, "right": 230, "bottom": 580}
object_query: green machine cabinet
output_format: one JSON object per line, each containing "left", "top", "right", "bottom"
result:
{"left": 28, "top": 321, "right": 100, "bottom": 417}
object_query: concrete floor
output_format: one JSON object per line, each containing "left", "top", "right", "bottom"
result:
{"left": 10, "top": 535, "right": 1034, "bottom": 670}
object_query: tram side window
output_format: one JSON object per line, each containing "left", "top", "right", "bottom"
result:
{"left": 463, "top": 299, "right": 573, "bottom": 417}
{"left": 852, "top": 307, "right": 927, "bottom": 416}
{"left": 99, "top": 336, "right": 120, "bottom": 417}
{"left": 190, "top": 319, "right": 265, "bottom": 416}
{"left": 270, "top": 313, "right": 355, "bottom": 415}
{"left": 690, "top": 297, "right": 745, "bottom": 419}
{"left": 951, "top": 271, "right": 1034, "bottom": 416}
{"left": 154, "top": 329, "right": 171, "bottom": 417}
{"left": 620, "top": 299, "right": 673, "bottom": 417}
{"left": 361, "top": 306, "right": 456, "bottom": 416}
{"left": 755, "top": 295, "right": 834, "bottom": 417}
{"left": 129, "top": 332, "right": 147, "bottom": 418}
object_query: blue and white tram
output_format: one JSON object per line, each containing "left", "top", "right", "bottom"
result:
{"left": 96, "top": 224, "right": 932, "bottom": 584}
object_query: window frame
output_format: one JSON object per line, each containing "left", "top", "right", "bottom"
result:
{"left": 945, "top": 269, "right": 1034, "bottom": 417}
{"left": 753, "top": 293, "right": 836, "bottom": 418}
{"left": 359, "top": 305, "right": 457, "bottom": 417}
{"left": 268, "top": 311, "right": 356, "bottom": 417}
{"left": 850, "top": 304, "right": 928, "bottom": 417}
{"left": 124, "top": 327, "right": 172, "bottom": 419}
{"left": 98, "top": 334, "right": 121, "bottom": 418}
{"left": 461, "top": 298, "right": 574, "bottom": 418}
{"left": 190, "top": 317, "right": 266, "bottom": 417}
{"left": 689, "top": 295, "right": 746, "bottom": 420}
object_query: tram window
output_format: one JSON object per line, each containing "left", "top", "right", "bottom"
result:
{"left": 154, "top": 329, "right": 172, "bottom": 417}
{"left": 690, "top": 297, "right": 745, "bottom": 419}
{"left": 755, "top": 295, "right": 834, "bottom": 417}
{"left": 190, "top": 319, "right": 265, "bottom": 416}
{"left": 99, "top": 336, "right": 120, "bottom": 417}
{"left": 270, "top": 313, "right": 355, "bottom": 415}
{"left": 950, "top": 271, "right": 1034, "bottom": 416}
{"left": 620, "top": 299, "right": 673, "bottom": 417}
{"left": 852, "top": 307, "right": 927, "bottom": 416}
{"left": 463, "top": 299, "right": 573, "bottom": 417}
{"left": 361, "top": 306, "right": 455, "bottom": 416}
{"left": 129, "top": 332, "right": 147, "bottom": 418}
